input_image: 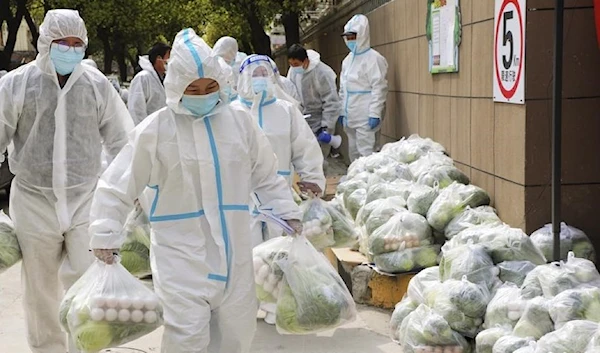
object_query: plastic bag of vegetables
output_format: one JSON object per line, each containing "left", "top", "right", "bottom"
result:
{"left": 497, "top": 260, "right": 537, "bottom": 286}
{"left": 492, "top": 335, "right": 535, "bottom": 353}
{"left": 430, "top": 277, "right": 491, "bottom": 337}
{"left": 357, "top": 196, "right": 407, "bottom": 235}
{"left": 61, "top": 259, "right": 164, "bottom": 353}
{"left": 535, "top": 320, "right": 599, "bottom": 353}
{"left": 390, "top": 296, "right": 418, "bottom": 342}
{"left": 444, "top": 206, "right": 502, "bottom": 240}
{"left": 368, "top": 212, "right": 433, "bottom": 255}
{"left": 339, "top": 178, "right": 366, "bottom": 202}
{"left": 538, "top": 252, "right": 600, "bottom": 298}
{"left": 364, "top": 181, "right": 412, "bottom": 205}
{"left": 513, "top": 342, "right": 536, "bottom": 353}
{"left": 475, "top": 326, "right": 513, "bottom": 353}
{"left": 407, "top": 183, "right": 439, "bottom": 216}
{"left": 120, "top": 205, "right": 152, "bottom": 277}
{"left": 483, "top": 227, "right": 547, "bottom": 265}
{"left": 427, "top": 182, "right": 491, "bottom": 232}
{"left": 300, "top": 198, "right": 335, "bottom": 250}
{"left": 549, "top": 287, "right": 600, "bottom": 329}
{"left": 363, "top": 153, "right": 397, "bottom": 173}
{"left": 442, "top": 223, "right": 508, "bottom": 252}
{"left": 439, "top": 243, "right": 498, "bottom": 288}
{"left": 398, "top": 304, "right": 472, "bottom": 353}
{"left": 586, "top": 326, "right": 600, "bottom": 352}
{"left": 275, "top": 236, "right": 356, "bottom": 334}
{"left": 373, "top": 245, "right": 440, "bottom": 273}
{"left": 484, "top": 283, "right": 526, "bottom": 329}
{"left": 344, "top": 188, "right": 367, "bottom": 220}
{"left": 324, "top": 200, "right": 358, "bottom": 248}
{"left": 409, "top": 152, "right": 454, "bottom": 179}
{"left": 520, "top": 265, "right": 545, "bottom": 299}
{"left": 407, "top": 266, "right": 441, "bottom": 304}
{"left": 531, "top": 222, "right": 596, "bottom": 262}
{"left": 417, "top": 165, "right": 470, "bottom": 189}
{"left": 512, "top": 296, "right": 553, "bottom": 339}
{"left": 253, "top": 236, "right": 292, "bottom": 304}
{"left": 0, "top": 210, "right": 21, "bottom": 274}
{"left": 381, "top": 134, "right": 446, "bottom": 164}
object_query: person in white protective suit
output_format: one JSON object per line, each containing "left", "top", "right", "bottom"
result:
{"left": 128, "top": 42, "right": 170, "bottom": 125}
{"left": 89, "top": 28, "right": 303, "bottom": 353}
{"left": 212, "top": 36, "right": 241, "bottom": 102}
{"left": 81, "top": 58, "right": 97, "bottom": 69}
{"left": 233, "top": 51, "right": 248, "bottom": 77}
{"left": 337, "top": 14, "right": 388, "bottom": 162}
{"left": 0, "top": 9, "right": 133, "bottom": 353}
{"left": 267, "top": 57, "right": 302, "bottom": 107}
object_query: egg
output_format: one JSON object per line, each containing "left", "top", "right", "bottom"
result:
{"left": 263, "top": 281, "right": 275, "bottom": 293}
{"left": 276, "top": 280, "right": 284, "bottom": 292}
{"left": 507, "top": 310, "right": 521, "bottom": 321}
{"left": 90, "top": 308, "right": 105, "bottom": 321}
{"left": 144, "top": 310, "right": 158, "bottom": 324}
{"left": 384, "top": 244, "right": 391, "bottom": 251}
{"left": 312, "top": 226, "right": 322, "bottom": 235}
{"left": 392, "top": 243, "right": 400, "bottom": 251}
{"left": 90, "top": 295, "right": 105, "bottom": 309}
{"left": 131, "top": 298, "right": 145, "bottom": 310}
{"left": 144, "top": 296, "right": 159, "bottom": 311}
{"left": 253, "top": 258, "right": 264, "bottom": 272}
{"left": 267, "top": 273, "right": 278, "bottom": 284}
{"left": 117, "top": 309, "right": 131, "bottom": 322}
{"left": 105, "top": 296, "right": 119, "bottom": 308}
{"left": 105, "top": 308, "right": 118, "bottom": 322}
{"left": 119, "top": 297, "right": 132, "bottom": 309}
{"left": 131, "top": 309, "right": 144, "bottom": 323}
{"left": 272, "top": 287, "right": 280, "bottom": 299}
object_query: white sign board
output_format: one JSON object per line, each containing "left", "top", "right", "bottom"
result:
{"left": 493, "top": 0, "right": 526, "bottom": 104}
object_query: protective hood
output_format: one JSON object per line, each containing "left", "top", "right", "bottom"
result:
{"left": 343, "top": 14, "right": 371, "bottom": 54}
{"left": 237, "top": 54, "right": 276, "bottom": 102}
{"left": 164, "top": 28, "right": 233, "bottom": 115}
{"left": 138, "top": 55, "right": 154, "bottom": 72}
{"left": 305, "top": 49, "right": 321, "bottom": 73}
{"left": 81, "top": 58, "right": 97, "bottom": 69}
{"left": 267, "top": 56, "right": 301, "bottom": 107}
{"left": 36, "top": 9, "right": 88, "bottom": 76}
{"left": 212, "top": 36, "right": 239, "bottom": 65}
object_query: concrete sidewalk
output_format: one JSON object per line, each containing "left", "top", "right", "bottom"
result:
{"left": 0, "top": 263, "right": 399, "bottom": 353}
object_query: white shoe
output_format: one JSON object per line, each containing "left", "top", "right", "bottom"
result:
{"left": 264, "top": 312, "right": 276, "bottom": 325}
{"left": 256, "top": 309, "right": 267, "bottom": 319}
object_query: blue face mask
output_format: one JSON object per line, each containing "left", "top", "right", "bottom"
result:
{"left": 181, "top": 92, "right": 220, "bottom": 117}
{"left": 291, "top": 66, "right": 305, "bottom": 75}
{"left": 50, "top": 43, "right": 85, "bottom": 76}
{"left": 252, "top": 77, "right": 268, "bottom": 94}
{"left": 346, "top": 40, "right": 357, "bottom": 53}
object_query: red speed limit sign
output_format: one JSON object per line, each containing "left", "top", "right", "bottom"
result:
{"left": 493, "top": 0, "right": 526, "bottom": 104}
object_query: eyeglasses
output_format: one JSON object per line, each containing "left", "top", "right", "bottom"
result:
{"left": 52, "top": 41, "right": 86, "bottom": 54}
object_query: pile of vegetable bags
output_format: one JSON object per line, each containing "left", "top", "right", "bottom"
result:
{"left": 0, "top": 210, "right": 21, "bottom": 273}
{"left": 252, "top": 236, "right": 356, "bottom": 334}
{"left": 60, "top": 258, "right": 163, "bottom": 352}
{"left": 119, "top": 205, "right": 152, "bottom": 278}
{"left": 530, "top": 222, "right": 595, "bottom": 262}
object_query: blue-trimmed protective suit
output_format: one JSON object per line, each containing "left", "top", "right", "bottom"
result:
{"left": 89, "top": 28, "right": 301, "bottom": 353}
{"left": 339, "top": 14, "right": 389, "bottom": 162}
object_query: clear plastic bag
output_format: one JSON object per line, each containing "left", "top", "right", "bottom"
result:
{"left": 365, "top": 181, "right": 412, "bottom": 205}
{"left": 484, "top": 283, "right": 526, "bottom": 329}
{"left": 492, "top": 335, "right": 534, "bottom": 353}
{"left": 390, "top": 296, "right": 418, "bottom": 342}
{"left": 373, "top": 245, "right": 440, "bottom": 273}
{"left": 339, "top": 179, "right": 367, "bottom": 205}
{"left": 520, "top": 265, "right": 545, "bottom": 299}
{"left": 275, "top": 236, "right": 356, "bottom": 334}
{"left": 484, "top": 227, "right": 547, "bottom": 265}
{"left": 512, "top": 296, "right": 553, "bottom": 339}
{"left": 61, "top": 259, "right": 164, "bottom": 352}
{"left": 120, "top": 205, "right": 152, "bottom": 278}
{"left": 430, "top": 277, "right": 491, "bottom": 337}
{"left": 409, "top": 152, "right": 454, "bottom": 178}
{"left": 381, "top": 134, "right": 446, "bottom": 164}
{"left": 0, "top": 210, "right": 21, "bottom": 274}
{"left": 373, "top": 162, "right": 414, "bottom": 182}
{"left": 325, "top": 200, "right": 359, "bottom": 248}
{"left": 253, "top": 236, "right": 292, "bottom": 304}
{"left": 363, "top": 153, "right": 397, "bottom": 173}
{"left": 407, "top": 183, "right": 439, "bottom": 217}
{"left": 587, "top": 325, "right": 600, "bottom": 352}
{"left": 531, "top": 222, "right": 596, "bottom": 262}
{"left": 439, "top": 243, "right": 498, "bottom": 289}
{"left": 357, "top": 196, "right": 407, "bottom": 235}
{"left": 407, "top": 266, "right": 441, "bottom": 304}
{"left": 538, "top": 252, "right": 600, "bottom": 298}
{"left": 300, "top": 198, "right": 335, "bottom": 250}
{"left": 368, "top": 212, "right": 433, "bottom": 255}
{"left": 344, "top": 188, "right": 367, "bottom": 220}
{"left": 398, "top": 304, "right": 472, "bottom": 353}
{"left": 444, "top": 206, "right": 502, "bottom": 240}
{"left": 416, "top": 165, "right": 470, "bottom": 189}
{"left": 549, "top": 287, "right": 600, "bottom": 329}
{"left": 475, "top": 326, "right": 513, "bottom": 353}
{"left": 497, "top": 260, "right": 537, "bottom": 286}
{"left": 426, "top": 182, "right": 491, "bottom": 232}
{"left": 513, "top": 342, "right": 536, "bottom": 353}
{"left": 535, "top": 320, "right": 599, "bottom": 353}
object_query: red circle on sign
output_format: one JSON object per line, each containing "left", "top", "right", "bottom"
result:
{"left": 494, "top": 0, "right": 524, "bottom": 99}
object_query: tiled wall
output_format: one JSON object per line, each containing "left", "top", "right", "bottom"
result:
{"left": 276, "top": 0, "right": 600, "bottom": 247}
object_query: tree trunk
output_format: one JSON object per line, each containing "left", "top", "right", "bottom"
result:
{"left": 282, "top": 11, "right": 301, "bottom": 48}
{"left": 98, "top": 28, "right": 113, "bottom": 74}
{"left": 246, "top": 3, "right": 271, "bottom": 56}
{"left": 1, "top": 1, "right": 26, "bottom": 70}
{"left": 240, "top": 39, "right": 251, "bottom": 54}
{"left": 23, "top": 8, "right": 39, "bottom": 52}
{"left": 114, "top": 42, "right": 128, "bottom": 83}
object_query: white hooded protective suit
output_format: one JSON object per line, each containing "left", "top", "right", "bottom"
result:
{"left": 339, "top": 14, "right": 389, "bottom": 161}
{"left": 213, "top": 37, "right": 241, "bottom": 101}
{"left": 0, "top": 9, "right": 133, "bottom": 353}
{"left": 232, "top": 54, "right": 325, "bottom": 247}
{"left": 287, "top": 49, "right": 341, "bottom": 133}
{"left": 89, "top": 28, "right": 301, "bottom": 353}
{"left": 128, "top": 55, "right": 167, "bottom": 125}
{"left": 267, "top": 57, "right": 302, "bottom": 107}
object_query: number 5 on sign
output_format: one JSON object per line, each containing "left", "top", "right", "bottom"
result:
{"left": 493, "top": 0, "right": 526, "bottom": 104}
